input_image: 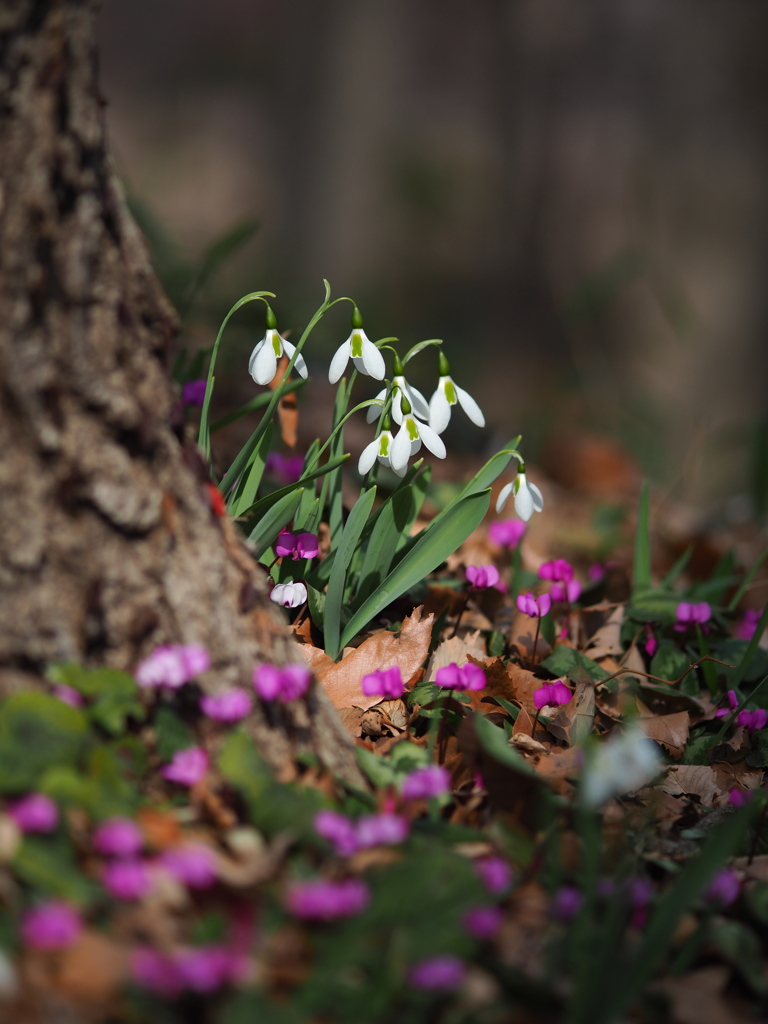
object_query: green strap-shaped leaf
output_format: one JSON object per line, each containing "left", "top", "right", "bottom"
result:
{"left": 352, "top": 486, "right": 415, "bottom": 608}
{"left": 228, "top": 422, "right": 273, "bottom": 517}
{"left": 324, "top": 487, "right": 378, "bottom": 658}
{"left": 241, "top": 453, "right": 349, "bottom": 523}
{"left": 338, "top": 488, "right": 490, "bottom": 651}
{"left": 249, "top": 489, "right": 304, "bottom": 558}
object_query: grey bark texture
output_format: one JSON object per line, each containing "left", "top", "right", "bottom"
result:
{"left": 0, "top": 0, "right": 361, "bottom": 786}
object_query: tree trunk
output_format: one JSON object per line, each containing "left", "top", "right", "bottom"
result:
{"left": 0, "top": 0, "right": 360, "bottom": 785}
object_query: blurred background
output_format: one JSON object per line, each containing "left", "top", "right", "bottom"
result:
{"left": 98, "top": 0, "right": 768, "bottom": 517}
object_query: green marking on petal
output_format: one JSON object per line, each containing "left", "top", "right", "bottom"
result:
{"left": 271, "top": 332, "right": 282, "bottom": 356}
{"left": 406, "top": 418, "right": 419, "bottom": 442}
{"left": 350, "top": 331, "right": 364, "bottom": 359}
{"left": 444, "top": 379, "right": 457, "bottom": 405}
{"left": 379, "top": 435, "right": 390, "bottom": 456}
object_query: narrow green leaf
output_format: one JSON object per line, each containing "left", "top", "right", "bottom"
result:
{"left": 353, "top": 486, "right": 415, "bottom": 608}
{"left": 633, "top": 480, "right": 652, "bottom": 590}
{"left": 325, "top": 487, "right": 378, "bottom": 659}
{"left": 242, "top": 454, "right": 349, "bottom": 523}
{"left": 211, "top": 379, "right": 306, "bottom": 432}
{"left": 249, "top": 489, "right": 304, "bottom": 558}
{"left": 660, "top": 544, "right": 693, "bottom": 589}
{"left": 228, "top": 421, "right": 273, "bottom": 517}
{"left": 326, "top": 380, "right": 348, "bottom": 553}
{"left": 338, "top": 489, "right": 490, "bottom": 651}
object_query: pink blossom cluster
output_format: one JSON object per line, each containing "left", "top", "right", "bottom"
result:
{"left": 286, "top": 877, "right": 370, "bottom": 921}
{"left": 200, "top": 688, "right": 253, "bottom": 722}
{"left": 314, "top": 809, "right": 409, "bottom": 856}
{"left": 275, "top": 528, "right": 319, "bottom": 561}
{"left": 408, "top": 954, "right": 466, "bottom": 991}
{"left": 161, "top": 747, "right": 209, "bottom": 786}
{"left": 6, "top": 793, "right": 58, "bottom": 833}
{"left": 675, "top": 602, "right": 711, "bottom": 630}
{"left": 465, "top": 564, "right": 500, "bottom": 590}
{"left": 135, "top": 643, "right": 210, "bottom": 689}
{"left": 253, "top": 663, "right": 311, "bottom": 702}
{"left": 131, "top": 944, "right": 245, "bottom": 996}
{"left": 474, "top": 857, "right": 513, "bottom": 895}
{"left": 462, "top": 905, "right": 503, "bottom": 940}
{"left": 533, "top": 680, "right": 571, "bottom": 710}
{"left": 705, "top": 868, "right": 740, "bottom": 907}
{"left": 434, "top": 661, "right": 486, "bottom": 691}
{"left": 159, "top": 843, "right": 218, "bottom": 889}
{"left": 539, "top": 559, "right": 581, "bottom": 603}
{"left": 737, "top": 708, "right": 767, "bottom": 734}
{"left": 361, "top": 665, "right": 404, "bottom": 699}
{"left": 400, "top": 764, "right": 451, "bottom": 801}
{"left": 21, "top": 902, "right": 83, "bottom": 949}
{"left": 94, "top": 817, "right": 152, "bottom": 902}
{"left": 488, "top": 519, "right": 526, "bottom": 549}
{"left": 715, "top": 690, "right": 739, "bottom": 719}
{"left": 516, "top": 592, "right": 551, "bottom": 618}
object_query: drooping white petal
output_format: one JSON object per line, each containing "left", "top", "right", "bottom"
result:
{"left": 428, "top": 389, "right": 452, "bottom": 434}
{"left": 251, "top": 338, "right": 278, "bottom": 385}
{"left": 529, "top": 481, "right": 544, "bottom": 513}
{"left": 514, "top": 482, "right": 534, "bottom": 522}
{"left": 416, "top": 421, "right": 446, "bottom": 459}
{"left": 407, "top": 384, "right": 431, "bottom": 421}
{"left": 390, "top": 424, "right": 414, "bottom": 474}
{"left": 328, "top": 340, "right": 351, "bottom": 384}
{"left": 495, "top": 481, "right": 514, "bottom": 514}
{"left": 358, "top": 439, "right": 379, "bottom": 475}
{"left": 355, "top": 338, "right": 386, "bottom": 380}
{"left": 248, "top": 339, "right": 265, "bottom": 378}
{"left": 455, "top": 385, "right": 485, "bottom": 427}
{"left": 366, "top": 388, "right": 388, "bottom": 423}
{"left": 281, "top": 340, "right": 309, "bottom": 379}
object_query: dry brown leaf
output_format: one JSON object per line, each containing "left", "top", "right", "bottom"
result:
{"left": 315, "top": 606, "right": 434, "bottom": 711}
{"left": 532, "top": 746, "right": 582, "bottom": 790}
{"left": 656, "top": 966, "right": 752, "bottom": 1024}
{"left": 508, "top": 611, "right": 553, "bottom": 664}
{"left": 584, "top": 604, "right": 625, "bottom": 659}
{"left": 548, "top": 681, "right": 595, "bottom": 745}
{"left": 297, "top": 643, "right": 335, "bottom": 676}
{"left": 53, "top": 930, "right": 129, "bottom": 1006}
{"left": 639, "top": 711, "right": 690, "bottom": 758}
{"left": 426, "top": 632, "right": 488, "bottom": 679}
{"left": 657, "top": 763, "right": 762, "bottom": 807}
{"left": 512, "top": 705, "right": 535, "bottom": 738}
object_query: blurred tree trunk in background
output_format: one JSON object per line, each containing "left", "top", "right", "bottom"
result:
{"left": 0, "top": 1, "right": 359, "bottom": 784}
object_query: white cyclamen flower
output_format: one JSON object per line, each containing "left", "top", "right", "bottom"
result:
{"left": 390, "top": 410, "right": 446, "bottom": 475}
{"left": 249, "top": 313, "right": 308, "bottom": 386}
{"left": 358, "top": 428, "right": 403, "bottom": 477}
{"left": 328, "top": 308, "right": 386, "bottom": 384}
{"left": 270, "top": 581, "right": 308, "bottom": 609}
{"left": 428, "top": 352, "right": 485, "bottom": 434}
{"left": 581, "top": 723, "right": 662, "bottom": 809}
{"left": 495, "top": 469, "right": 544, "bottom": 522}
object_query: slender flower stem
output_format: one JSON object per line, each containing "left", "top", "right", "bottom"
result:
{"left": 531, "top": 617, "right": 542, "bottom": 665}
{"left": 450, "top": 590, "right": 471, "bottom": 639}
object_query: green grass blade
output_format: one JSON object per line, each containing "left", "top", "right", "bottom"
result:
{"left": 228, "top": 422, "right": 272, "bottom": 517}
{"left": 241, "top": 453, "right": 349, "bottom": 524}
{"left": 352, "top": 486, "right": 415, "bottom": 608}
{"left": 338, "top": 489, "right": 491, "bottom": 651}
{"left": 325, "top": 487, "right": 378, "bottom": 659}
{"left": 660, "top": 544, "right": 693, "bottom": 589}
{"left": 633, "top": 480, "right": 652, "bottom": 590}
{"left": 249, "top": 489, "right": 304, "bottom": 559}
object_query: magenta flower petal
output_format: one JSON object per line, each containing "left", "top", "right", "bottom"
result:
{"left": 287, "top": 877, "right": 369, "bottom": 920}
{"left": 355, "top": 812, "right": 409, "bottom": 849}
{"left": 705, "top": 868, "right": 740, "bottom": 906}
{"left": 408, "top": 955, "right": 466, "bottom": 991}
{"left": 275, "top": 530, "right": 298, "bottom": 558}
{"left": 460, "top": 663, "right": 486, "bottom": 691}
{"left": 103, "top": 859, "right": 152, "bottom": 901}
{"left": 182, "top": 380, "right": 207, "bottom": 406}
{"left": 7, "top": 793, "right": 58, "bottom": 833}
{"left": 176, "top": 945, "right": 240, "bottom": 993}
{"left": 401, "top": 764, "right": 451, "bottom": 801}
{"left": 93, "top": 817, "right": 144, "bottom": 858}
{"left": 538, "top": 593, "right": 552, "bottom": 616}
{"left": 21, "top": 902, "right": 82, "bottom": 950}
{"left": 361, "top": 666, "right": 404, "bottom": 699}
{"left": 463, "top": 905, "right": 503, "bottom": 940}
{"left": 160, "top": 747, "right": 209, "bottom": 787}
{"left": 434, "top": 663, "right": 462, "bottom": 689}
{"left": 295, "top": 533, "right": 319, "bottom": 560}
{"left": 131, "top": 948, "right": 184, "bottom": 997}
{"left": 200, "top": 688, "right": 253, "bottom": 722}
{"left": 278, "top": 664, "right": 312, "bottom": 701}
{"left": 161, "top": 844, "right": 218, "bottom": 889}
{"left": 488, "top": 519, "right": 526, "bottom": 548}
{"left": 475, "top": 857, "right": 512, "bottom": 895}
{"left": 314, "top": 810, "right": 359, "bottom": 856}
{"left": 466, "top": 564, "right": 500, "bottom": 589}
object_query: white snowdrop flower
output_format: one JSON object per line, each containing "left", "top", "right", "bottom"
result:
{"left": 428, "top": 352, "right": 485, "bottom": 434}
{"left": 495, "top": 468, "right": 544, "bottom": 522}
{"left": 270, "top": 581, "right": 308, "bottom": 609}
{"left": 328, "top": 308, "right": 386, "bottom": 384}
{"left": 366, "top": 355, "right": 430, "bottom": 426}
{"left": 390, "top": 398, "right": 446, "bottom": 475}
{"left": 248, "top": 307, "right": 308, "bottom": 386}
{"left": 358, "top": 425, "right": 403, "bottom": 476}
{"left": 581, "top": 723, "right": 662, "bottom": 809}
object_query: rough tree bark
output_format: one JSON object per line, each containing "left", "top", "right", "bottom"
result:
{"left": 0, "top": 0, "right": 360, "bottom": 784}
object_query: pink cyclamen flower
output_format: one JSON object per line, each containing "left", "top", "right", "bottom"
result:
{"left": 361, "top": 665, "right": 404, "bottom": 699}
{"left": 270, "top": 581, "right": 308, "bottom": 609}
{"left": 728, "top": 787, "right": 753, "bottom": 808}
{"left": 715, "top": 689, "right": 740, "bottom": 719}
{"left": 287, "top": 878, "right": 369, "bottom": 921}
{"left": 135, "top": 643, "right": 210, "bottom": 689}
{"left": 735, "top": 608, "right": 762, "bottom": 641}
{"left": 408, "top": 955, "right": 466, "bottom": 991}
{"left": 675, "top": 602, "right": 711, "bottom": 631}
{"left": 131, "top": 948, "right": 184, "bottom": 998}
{"left": 533, "top": 680, "right": 571, "bottom": 710}
{"left": 265, "top": 452, "right": 305, "bottom": 485}
{"left": 551, "top": 885, "right": 583, "bottom": 921}
{"left": 475, "top": 857, "right": 513, "bottom": 895}
{"left": 434, "top": 661, "right": 486, "bottom": 692}
{"left": 161, "top": 747, "right": 209, "bottom": 787}
{"left": 182, "top": 380, "right": 207, "bottom": 406}
{"left": 465, "top": 564, "right": 500, "bottom": 590}
{"left": 200, "top": 688, "right": 253, "bottom": 722}
{"left": 275, "top": 529, "right": 319, "bottom": 561}
{"left": 253, "top": 663, "right": 311, "bottom": 703}
{"left": 314, "top": 810, "right": 360, "bottom": 857}
{"left": 644, "top": 625, "right": 658, "bottom": 659}
{"left": 175, "top": 945, "right": 242, "bottom": 993}
{"left": 93, "top": 817, "right": 144, "bottom": 858}
{"left": 355, "top": 812, "right": 409, "bottom": 849}
{"left": 7, "top": 793, "right": 58, "bottom": 833}
{"left": 488, "top": 519, "right": 526, "bottom": 549}
{"left": 539, "top": 559, "right": 574, "bottom": 583}
{"left": 737, "top": 708, "right": 767, "bottom": 734}
{"left": 588, "top": 563, "right": 606, "bottom": 582}
{"left": 401, "top": 764, "right": 451, "bottom": 801}
{"left": 705, "top": 868, "right": 740, "bottom": 907}
{"left": 102, "top": 859, "right": 152, "bottom": 901}
{"left": 551, "top": 580, "right": 582, "bottom": 603}
{"left": 517, "top": 592, "right": 551, "bottom": 618}
{"left": 160, "top": 844, "right": 218, "bottom": 889}
{"left": 52, "top": 684, "right": 84, "bottom": 708}
{"left": 21, "top": 902, "right": 82, "bottom": 950}
{"left": 463, "top": 905, "right": 503, "bottom": 940}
